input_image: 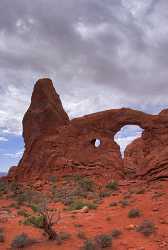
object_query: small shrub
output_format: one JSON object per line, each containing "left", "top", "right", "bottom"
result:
{"left": 87, "top": 202, "right": 97, "bottom": 210}
{"left": 128, "top": 208, "right": 141, "bottom": 218}
{"left": 68, "top": 200, "right": 97, "bottom": 211}
{"left": 59, "top": 231, "right": 71, "bottom": 241}
{"left": 95, "top": 234, "right": 112, "bottom": 248}
{"left": 24, "top": 215, "right": 44, "bottom": 228}
{"left": 17, "top": 209, "right": 30, "bottom": 218}
{"left": 137, "top": 220, "right": 155, "bottom": 236}
{"left": 68, "top": 200, "right": 86, "bottom": 211}
{"left": 30, "top": 204, "right": 39, "bottom": 213}
{"left": 99, "top": 191, "right": 111, "bottom": 198}
{"left": 78, "top": 177, "right": 94, "bottom": 192}
{"left": 119, "top": 199, "right": 130, "bottom": 207}
{"left": 106, "top": 180, "right": 118, "bottom": 191}
{"left": 11, "top": 233, "right": 35, "bottom": 249}
{"left": 111, "top": 229, "right": 122, "bottom": 238}
{"left": 81, "top": 239, "right": 95, "bottom": 250}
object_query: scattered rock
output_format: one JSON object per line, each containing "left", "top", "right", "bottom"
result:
{"left": 125, "top": 224, "right": 136, "bottom": 230}
{"left": 80, "top": 206, "right": 89, "bottom": 213}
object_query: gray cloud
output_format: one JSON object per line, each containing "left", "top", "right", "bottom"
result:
{"left": 0, "top": 0, "right": 168, "bottom": 135}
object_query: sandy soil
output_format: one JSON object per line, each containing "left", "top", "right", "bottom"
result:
{"left": 0, "top": 180, "right": 168, "bottom": 250}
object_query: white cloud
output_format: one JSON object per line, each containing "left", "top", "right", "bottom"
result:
{"left": 122, "top": 0, "right": 153, "bottom": 17}
{"left": 75, "top": 22, "right": 108, "bottom": 40}
{"left": 0, "top": 84, "right": 29, "bottom": 135}
{"left": 0, "top": 136, "right": 8, "bottom": 142}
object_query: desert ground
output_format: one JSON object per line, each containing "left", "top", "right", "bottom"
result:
{"left": 0, "top": 178, "right": 168, "bottom": 250}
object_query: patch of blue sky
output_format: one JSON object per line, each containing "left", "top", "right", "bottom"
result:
{"left": 0, "top": 134, "right": 24, "bottom": 172}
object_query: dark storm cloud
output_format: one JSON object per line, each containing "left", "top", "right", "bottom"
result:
{"left": 0, "top": 0, "right": 168, "bottom": 134}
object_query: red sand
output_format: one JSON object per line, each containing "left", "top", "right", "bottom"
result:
{"left": 0, "top": 181, "right": 168, "bottom": 250}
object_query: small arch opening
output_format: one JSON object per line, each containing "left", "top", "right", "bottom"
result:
{"left": 114, "top": 125, "right": 143, "bottom": 158}
{"left": 91, "top": 138, "right": 101, "bottom": 148}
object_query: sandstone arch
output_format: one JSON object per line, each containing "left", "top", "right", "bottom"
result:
{"left": 7, "top": 78, "right": 168, "bottom": 183}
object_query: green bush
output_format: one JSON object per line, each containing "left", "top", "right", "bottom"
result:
{"left": 87, "top": 202, "right": 97, "bottom": 210}
{"left": 68, "top": 200, "right": 97, "bottom": 211}
{"left": 106, "top": 180, "right": 118, "bottom": 191}
{"left": 68, "top": 200, "right": 86, "bottom": 210}
{"left": 137, "top": 220, "right": 155, "bottom": 236}
{"left": 11, "top": 233, "right": 36, "bottom": 249}
{"left": 24, "top": 215, "right": 44, "bottom": 228}
{"left": 78, "top": 177, "right": 95, "bottom": 192}
{"left": 30, "top": 204, "right": 39, "bottom": 213}
{"left": 128, "top": 208, "right": 141, "bottom": 218}
{"left": 95, "top": 234, "right": 112, "bottom": 248}
{"left": 17, "top": 210, "right": 30, "bottom": 218}
{"left": 81, "top": 240, "right": 95, "bottom": 250}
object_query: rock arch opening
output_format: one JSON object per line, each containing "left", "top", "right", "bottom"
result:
{"left": 114, "top": 125, "right": 143, "bottom": 159}
{"left": 91, "top": 138, "right": 101, "bottom": 148}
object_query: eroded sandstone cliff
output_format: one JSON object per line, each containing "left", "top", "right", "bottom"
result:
{"left": 7, "top": 78, "right": 168, "bottom": 183}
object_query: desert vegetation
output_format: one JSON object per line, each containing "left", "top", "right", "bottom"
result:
{"left": 0, "top": 176, "right": 165, "bottom": 249}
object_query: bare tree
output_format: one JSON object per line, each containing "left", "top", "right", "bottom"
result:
{"left": 38, "top": 200, "right": 60, "bottom": 241}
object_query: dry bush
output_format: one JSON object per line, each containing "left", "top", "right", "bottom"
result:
{"left": 38, "top": 200, "right": 60, "bottom": 240}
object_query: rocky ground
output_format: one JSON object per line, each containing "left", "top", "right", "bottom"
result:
{"left": 0, "top": 177, "right": 168, "bottom": 250}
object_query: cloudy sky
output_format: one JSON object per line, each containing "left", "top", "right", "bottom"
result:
{"left": 0, "top": 0, "right": 168, "bottom": 172}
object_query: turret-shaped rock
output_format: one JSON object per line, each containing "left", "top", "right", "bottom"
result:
{"left": 23, "top": 78, "right": 69, "bottom": 146}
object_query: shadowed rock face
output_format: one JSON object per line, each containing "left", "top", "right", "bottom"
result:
{"left": 7, "top": 78, "right": 168, "bottom": 183}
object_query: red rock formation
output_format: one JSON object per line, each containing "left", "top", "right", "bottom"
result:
{"left": 7, "top": 78, "right": 168, "bottom": 183}
{"left": 23, "top": 78, "right": 70, "bottom": 147}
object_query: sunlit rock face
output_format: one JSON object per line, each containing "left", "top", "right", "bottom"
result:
{"left": 7, "top": 78, "right": 168, "bottom": 183}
